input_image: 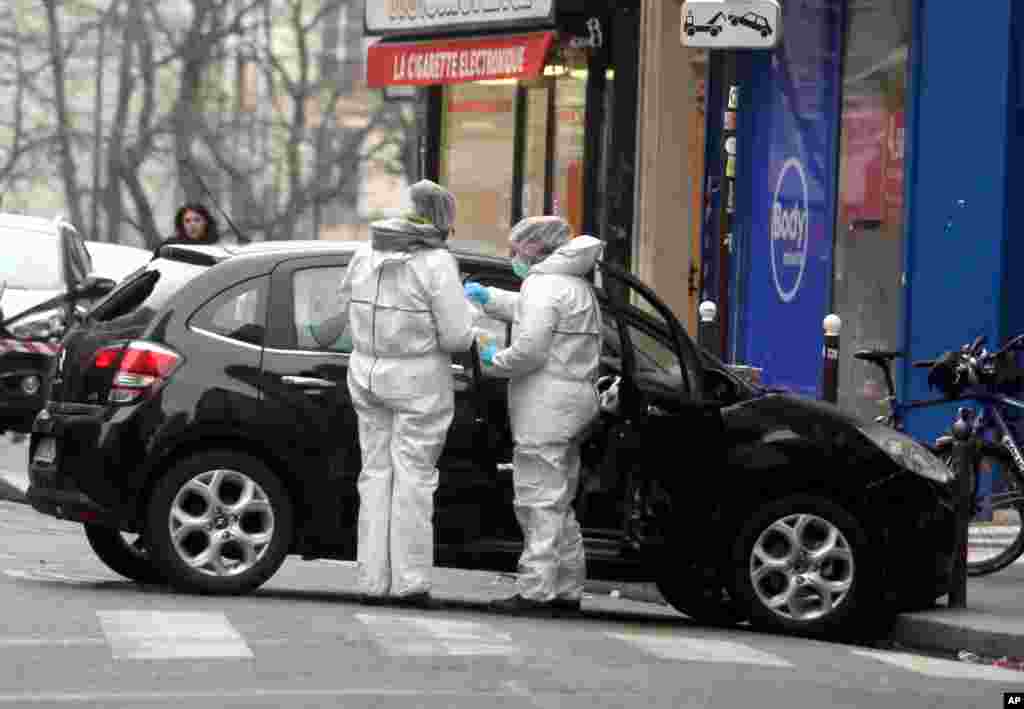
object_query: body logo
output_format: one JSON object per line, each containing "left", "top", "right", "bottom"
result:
{"left": 770, "top": 157, "right": 810, "bottom": 303}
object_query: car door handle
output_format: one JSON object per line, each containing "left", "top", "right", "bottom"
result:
{"left": 282, "top": 376, "right": 337, "bottom": 388}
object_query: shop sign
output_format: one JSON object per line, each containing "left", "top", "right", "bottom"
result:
{"left": 366, "top": 0, "right": 555, "bottom": 36}
{"left": 770, "top": 158, "right": 810, "bottom": 303}
{"left": 366, "top": 32, "right": 554, "bottom": 88}
{"left": 681, "top": 0, "right": 781, "bottom": 50}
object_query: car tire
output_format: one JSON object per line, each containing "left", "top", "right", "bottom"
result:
{"left": 731, "top": 495, "right": 874, "bottom": 639}
{"left": 711, "top": 27, "right": 720, "bottom": 36}
{"left": 655, "top": 574, "right": 745, "bottom": 627}
{"left": 145, "top": 451, "right": 294, "bottom": 595}
{"left": 84, "top": 524, "right": 164, "bottom": 584}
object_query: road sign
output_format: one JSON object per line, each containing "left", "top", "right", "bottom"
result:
{"left": 681, "top": 0, "right": 781, "bottom": 50}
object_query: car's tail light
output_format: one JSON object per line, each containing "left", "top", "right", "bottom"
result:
{"left": 92, "top": 341, "right": 182, "bottom": 404}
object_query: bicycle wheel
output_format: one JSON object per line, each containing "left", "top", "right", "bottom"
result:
{"left": 935, "top": 440, "right": 1024, "bottom": 576}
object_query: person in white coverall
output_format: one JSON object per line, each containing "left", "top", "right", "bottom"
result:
{"left": 318, "top": 180, "right": 476, "bottom": 607}
{"left": 463, "top": 216, "right": 604, "bottom": 615}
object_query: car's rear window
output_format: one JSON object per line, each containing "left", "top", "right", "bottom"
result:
{"left": 89, "top": 257, "right": 208, "bottom": 325}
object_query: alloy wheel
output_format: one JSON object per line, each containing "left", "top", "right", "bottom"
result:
{"left": 168, "top": 468, "right": 275, "bottom": 577}
{"left": 748, "top": 513, "right": 855, "bottom": 622}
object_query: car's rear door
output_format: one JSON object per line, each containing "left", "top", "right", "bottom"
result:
{"left": 261, "top": 255, "right": 360, "bottom": 555}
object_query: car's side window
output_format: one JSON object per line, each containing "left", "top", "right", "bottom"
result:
{"left": 294, "top": 265, "right": 350, "bottom": 352}
{"left": 190, "top": 276, "right": 268, "bottom": 346}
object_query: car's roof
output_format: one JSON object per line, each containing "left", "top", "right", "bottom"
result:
{"left": 160, "top": 239, "right": 511, "bottom": 269}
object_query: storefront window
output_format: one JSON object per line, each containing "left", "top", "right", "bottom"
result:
{"left": 437, "top": 40, "right": 603, "bottom": 256}
{"left": 440, "top": 81, "right": 517, "bottom": 256}
{"left": 552, "top": 67, "right": 588, "bottom": 236}
{"left": 833, "top": 0, "right": 912, "bottom": 420}
{"left": 522, "top": 83, "right": 549, "bottom": 219}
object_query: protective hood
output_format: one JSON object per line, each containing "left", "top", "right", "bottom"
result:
{"left": 370, "top": 217, "right": 448, "bottom": 254}
{"left": 530, "top": 235, "right": 604, "bottom": 278}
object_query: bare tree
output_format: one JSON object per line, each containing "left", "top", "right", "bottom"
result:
{"left": 1, "top": 0, "right": 417, "bottom": 248}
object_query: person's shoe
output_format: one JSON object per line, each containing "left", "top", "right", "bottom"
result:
{"left": 489, "top": 594, "right": 561, "bottom": 616}
{"left": 390, "top": 591, "right": 440, "bottom": 610}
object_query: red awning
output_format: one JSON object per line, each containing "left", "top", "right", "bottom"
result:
{"left": 367, "top": 31, "right": 555, "bottom": 88}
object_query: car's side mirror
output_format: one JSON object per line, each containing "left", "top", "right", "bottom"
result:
{"left": 74, "top": 275, "right": 117, "bottom": 298}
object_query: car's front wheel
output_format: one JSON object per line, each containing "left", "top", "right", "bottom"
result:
{"left": 145, "top": 451, "right": 293, "bottom": 595}
{"left": 84, "top": 524, "right": 163, "bottom": 584}
{"left": 731, "top": 495, "right": 873, "bottom": 638}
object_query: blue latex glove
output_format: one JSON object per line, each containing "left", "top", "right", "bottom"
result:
{"left": 464, "top": 281, "right": 490, "bottom": 306}
{"left": 480, "top": 342, "right": 497, "bottom": 367}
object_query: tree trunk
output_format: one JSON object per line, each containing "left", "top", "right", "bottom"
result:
{"left": 43, "top": 0, "right": 85, "bottom": 231}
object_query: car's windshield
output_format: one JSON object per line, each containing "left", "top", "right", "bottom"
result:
{"left": 0, "top": 229, "right": 62, "bottom": 290}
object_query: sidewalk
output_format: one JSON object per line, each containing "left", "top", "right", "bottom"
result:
{"left": 888, "top": 556, "right": 1024, "bottom": 662}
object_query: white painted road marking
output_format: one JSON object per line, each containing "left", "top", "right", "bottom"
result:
{"left": 97, "top": 611, "right": 253, "bottom": 660}
{"left": 0, "top": 687, "right": 533, "bottom": 704}
{"left": 854, "top": 649, "right": 1024, "bottom": 682}
{"left": 4, "top": 569, "right": 115, "bottom": 585}
{"left": 355, "top": 613, "right": 520, "bottom": 656}
{"left": 607, "top": 630, "right": 794, "bottom": 668}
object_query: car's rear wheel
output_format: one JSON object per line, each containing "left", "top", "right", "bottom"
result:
{"left": 145, "top": 451, "right": 293, "bottom": 595}
{"left": 731, "top": 495, "right": 874, "bottom": 638}
{"left": 84, "top": 524, "right": 163, "bottom": 584}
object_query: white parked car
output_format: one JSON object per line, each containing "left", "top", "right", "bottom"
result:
{"left": 0, "top": 213, "right": 151, "bottom": 433}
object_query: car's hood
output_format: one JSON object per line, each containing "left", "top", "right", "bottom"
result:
{"left": 721, "top": 390, "right": 954, "bottom": 485}
{"left": 1, "top": 288, "right": 64, "bottom": 322}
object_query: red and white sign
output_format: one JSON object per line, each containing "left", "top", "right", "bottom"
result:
{"left": 0, "top": 338, "right": 60, "bottom": 356}
{"left": 367, "top": 32, "right": 554, "bottom": 88}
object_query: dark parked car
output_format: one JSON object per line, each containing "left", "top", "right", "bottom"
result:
{"left": 27, "top": 240, "right": 956, "bottom": 638}
{"left": 0, "top": 214, "right": 150, "bottom": 434}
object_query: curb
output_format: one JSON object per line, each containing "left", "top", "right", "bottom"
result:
{"left": 888, "top": 611, "right": 1024, "bottom": 659}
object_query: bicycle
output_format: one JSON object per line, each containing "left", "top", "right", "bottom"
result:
{"left": 855, "top": 334, "right": 1024, "bottom": 576}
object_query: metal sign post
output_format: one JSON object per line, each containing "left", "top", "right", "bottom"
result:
{"left": 681, "top": 0, "right": 782, "bottom": 50}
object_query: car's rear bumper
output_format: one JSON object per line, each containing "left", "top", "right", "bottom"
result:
{"left": 28, "top": 401, "right": 146, "bottom": 529}
{"left": 0, "top": 361, "right": 48, "bottom": 431}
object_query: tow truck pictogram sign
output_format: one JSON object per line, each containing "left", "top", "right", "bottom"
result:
{"left": 681, "top": 1, "right": 781, "bottom": 49}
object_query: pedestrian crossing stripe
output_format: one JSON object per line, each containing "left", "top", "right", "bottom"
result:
{"left": 97, "top": 611, "right": 253, "bottom": 660}
{"left": 853, "top": 649, "right": 1024, "bottom": 683}
{"left": 355, "top": 613, "right": 520, "bottom": 656}
{"left": 606, "top": 631, "right": 793, "bottom": 668}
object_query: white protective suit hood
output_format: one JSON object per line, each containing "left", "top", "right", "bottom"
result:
{"left": 527, "top": 235, "right": 604, "bottom": 279}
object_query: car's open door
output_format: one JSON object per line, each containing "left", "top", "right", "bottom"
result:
{"left": 586, "top": 260, "right": 724, "bottom": 556}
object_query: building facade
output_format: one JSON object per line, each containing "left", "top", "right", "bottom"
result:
{"left": 364, "top": 0, "right": 1024, "bottom": 443}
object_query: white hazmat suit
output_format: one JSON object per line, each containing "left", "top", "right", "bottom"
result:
{"left": 475, "top": 218, "right": 604, "bottom": 607}
{"left": 334, "top": 181, "right": 475, "bottom": 601}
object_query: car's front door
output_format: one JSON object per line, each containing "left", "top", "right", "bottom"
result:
{"left": 582, "top": 262, "right": 717, "bottom": 549}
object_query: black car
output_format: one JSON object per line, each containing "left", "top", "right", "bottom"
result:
{"left": 27, "top": 240, "right": 956, "bottom": 638}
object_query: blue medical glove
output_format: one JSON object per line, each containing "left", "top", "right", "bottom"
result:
{"left": 464, "top": 281, "right": 490, "bottom": 306}
{"left": 480, "top": 342, "right": 497, "bottom": 367}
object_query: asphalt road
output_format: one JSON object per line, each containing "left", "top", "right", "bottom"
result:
{"left": 0, "top": 439, "right": 1021, "bottom": 707}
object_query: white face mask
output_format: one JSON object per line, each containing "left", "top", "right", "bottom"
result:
{"left": 512, "top": 260, "right": 530, "bottom": 279}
